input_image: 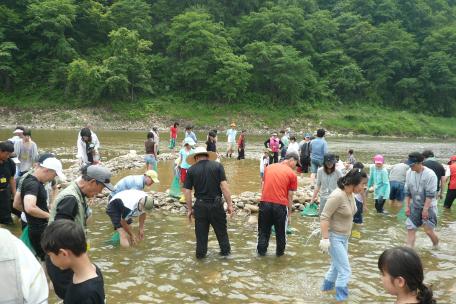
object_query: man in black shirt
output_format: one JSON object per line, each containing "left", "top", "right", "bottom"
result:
{"left": 184, "top": 147, "right": 234, "bottom": 259}
{"left": 41, "top": 220, "right": 105, "bottom": 304}
{"left": 0, "top": 141, "right": 16, "bottom": 225}
{"left": 22, "top": 156, "right": 65, "bottom": 260}
{"left": 423, "top": 150, "right": 446, "bottom": 199}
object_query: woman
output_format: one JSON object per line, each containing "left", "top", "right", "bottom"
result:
{"left": 76, "top": 127, "right": 100, "bottom": 167}
{"left": 206, "top": 131, "right": 217, "bottom": 153}
{"left": 311, "top": 153, "right": 343, "bottom": 215}
{"left": 178, "top": 137, "right": 195, "bottom": 184}
{"left": 145, "top": 131, "right": 158, "bottom": 171}
{"left": 319, "top": 168, "right": 368, "bottom": 302}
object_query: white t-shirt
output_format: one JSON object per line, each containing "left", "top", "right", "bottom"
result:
{"left": 0, "top": 228, "right": 48, "bottom": 303}
{"left": 260, "top": 156, "right": 269, "bottom": 173}
{"left": 287, "top": 142, "right": 299, "bottom": 155}
{"left": 109, "top": 189, "right": 147, "bottom": 219}
{"left": 226, "top": 129, "right": 237, "bottom": 143}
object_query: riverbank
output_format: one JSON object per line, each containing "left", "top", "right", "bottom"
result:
{"left": 2, "top": 92, "right": 456, "bottom": 138}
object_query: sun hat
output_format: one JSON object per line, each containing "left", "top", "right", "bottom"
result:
{"left": 86, "top": 165, "right": 114, "bottom": 191}
{"left": 183, "top": 137, "right": 196, "bottom": 146}
{"left": 406, "top": 152, "right": 424, "bottom": 166}
{"left": 144, "top": 170, "right": 160, "bottom": 183}
{"left": 373, "top": 154, "right": 384, "bottom": 164}
{"left": 447, "top": 155, "right": 456, "bottom": 165}
{"left": 186, "top": 147, "right": 217, "bottom": 165}
{"left": 324, "top": 153, "right": 336, "bottom": 164}
{"left": 230, "top": 122, "right": 236, "bottom": 127}
{"left": 304, "top": 133, "right": 311, "bottom": 138}
{"left": 41, "top": 157, "right": 66, "bottom": 180}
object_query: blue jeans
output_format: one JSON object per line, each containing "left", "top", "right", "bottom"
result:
{"left": 310, "top": 159, "right": 323, "bottom": 174}
{"left": 389, "top": 181, "right": 405, "bottom": 201}
{"left": 321, "top": 232, "right": 351, "bottom": 301}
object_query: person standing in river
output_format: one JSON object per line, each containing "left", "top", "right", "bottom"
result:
{"left": 299, "top": 133, "right": 312, "bottom": 174}
{"left": 0, "top": 141, "right": 17, "bottom": 225}
{"left": 264, "top": 132, "right": 283, "bottom": 164}
{"left": 422, "top": 150, "right": 446, "bottom": 202}
{"left": 183, "top": 147, "right": 234, "bottom": 259}
{"left": 145, "top": 131, "right": 158, "bottom": 171}
{"left": 46, "top": 164, "right": 113, "bottom": 300}
{"left": 310, "top": 129, "right": 328, "bottom": 186}
{"left": 14, "top": 129, "right": 39, "bottom": 176}
{"left": 404, "top": 152, "right": 439, "bottom": 248}
{"left": 444, "top": 155, "right": 456, "bottom": 209}
{"left": 368, "top": 154, "right": 390, "bottom": 213}
{"left": 257, "top": 153, "right": 298, "bottom": 257}
{"left": 320, "top": 168, "right": 368, "bottom": 302}
{"left": 168, "top": 122, "right": 179, "bottom": 151}
{"left": 226, "top": 123, "right": 237, "bottom": 158}
{"left": 77, "top": 127, "right": 100, "bottom": 167}
{"left": 237, "top": 130, "right": 246, "bottom": 160}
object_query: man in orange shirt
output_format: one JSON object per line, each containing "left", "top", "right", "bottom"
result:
{"left": 257, "top": 153, "right": 298, "bottom": 256}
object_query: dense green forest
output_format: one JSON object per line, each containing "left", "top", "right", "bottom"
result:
{"left": 0, "top": 0, "right": 455, "bottom": 116}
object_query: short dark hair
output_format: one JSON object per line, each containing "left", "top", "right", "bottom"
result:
{"left": 0, "top": 141, "right": 14, "bottom": 153}
{"left": 15, "top": 126, "right": 25, "bottom": 132}
{"left": 290, "top": 136, "right": 296, "bottom": 141}
{"left": 23, "top": 129, "right": 32, "bottom": 136}
{"left": 147, "top": 131, "right": 155, "bottom": 139}
{"left": 337, "top": 168, "right": 367, "bottom": 189}
{"left": 173, "top": 122, "right": 179, "bottom": 127}
{"left": 316, "top": 128, "right": 325, "bottom": 137}
{"left": 41, "top": 220, "right": 87, "bottom": 256}
{"left": 348, "top": 149, "right": 354, "bottom": 155}
{"left": 353, "top": 162, "right": 364, "bottom": 170}
{"left": 422, "top": 150, "right": 434, "bottom": 158}
{"left": 80, "top": 127, "right": 91, "bottom": 138}
{"left": 285, "top": 152, "right": 299, "bottom": 161}
{"left": 378, "top": 247, "right": 435, "bottom": 304}
{"left": 185, "top": 126, "right": 192, "bottom": 130}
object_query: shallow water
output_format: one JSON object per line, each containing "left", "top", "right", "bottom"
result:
{"left": 2, "top": 129, "right": 456, "bottom": 303}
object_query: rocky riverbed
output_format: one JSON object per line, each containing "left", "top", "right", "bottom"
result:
{"left": 60, "top": 151, "right": 316, "bottom": 216}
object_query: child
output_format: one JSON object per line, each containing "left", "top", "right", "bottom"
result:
{"left": 168, "top": 122, "right": 179, "bottom": 150}
{"left": 368, "top": 154, "right": 390, "bottom": 213}
{"left": 260, "top": 149, "right": 270, "bottom": 181}
{"left": 41, "top": 220, "right": 105, "bottom": 304}
{"left": 352, "top": 162, "right": 367, "bottom": 224}
{"left": 347, "top": 149, "right": 356, "bottom": 165}
{"left": 378, "top": 247, "right": 436, "bottom": 304}
{"left": 237, "top": 130, "right": 246, "bottom": 160}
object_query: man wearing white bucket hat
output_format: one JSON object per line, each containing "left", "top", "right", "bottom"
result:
{"left": 183, "top": 147, "right": 234, "bottom": 259}
{"left": 21, "top": 156, "right": 65, "bottom": 261}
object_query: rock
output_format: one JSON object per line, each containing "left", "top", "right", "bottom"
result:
{"left": 179, "top": 207, "right": 187, "bottom": 213}
{"left": 247, "top": 215, "right": 258, "bottom": 225}
{"left": 166, "top": 197, "right": 175, "bottom": 203}
{"left": 244, "top": 204, "right": 259, "bottom": 213}
{"left": 235, "top": 201, "right": 245, "bottom": 209}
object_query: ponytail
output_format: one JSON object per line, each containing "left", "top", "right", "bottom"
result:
{"left": 417, "top": 283, "right": 436, "bottom": 304}
{"left": 337, "top": 168, "right": 367, "bottom": 189}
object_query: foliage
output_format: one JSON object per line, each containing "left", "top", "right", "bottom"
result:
{"left": 0, "top": 0, "right": 455, "bottom": 114}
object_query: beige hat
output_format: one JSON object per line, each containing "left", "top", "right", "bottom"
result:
{"left": 230, "top": 122, "right": 236, "bottom": 127}
{"left": 144, "top": 170, "right": 159, "bottom": 183}
{"left": 186, "top": 147, "right": 217, "bottom": 165}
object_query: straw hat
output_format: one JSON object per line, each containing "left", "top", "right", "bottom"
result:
{"left": 186, "top": 147, "right": 217, "bottom": 165}
{"left": 230, "top": 122, "right": 236, "bottom": 127}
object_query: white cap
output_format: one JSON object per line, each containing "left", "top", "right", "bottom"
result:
{"left": 41, "top": 157, "right": 66, "bottom": 180}
{"left": 13, "top": 129, "right": 23, "bottom": 134}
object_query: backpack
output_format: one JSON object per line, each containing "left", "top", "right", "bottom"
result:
{"left": 300, "top": 142, "right": 311, "bottom": 159}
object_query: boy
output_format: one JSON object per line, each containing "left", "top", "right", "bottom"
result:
{"left": 41, "top": 220, "right": 105, "bottom": 304}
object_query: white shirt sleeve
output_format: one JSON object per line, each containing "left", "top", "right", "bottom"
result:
{"left": 445, "top": 166, "right": 451, "bottom": 177}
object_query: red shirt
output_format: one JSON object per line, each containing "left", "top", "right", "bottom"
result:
{"left": 170, "top": 126, "right": 178, "bottom": 138}
{"left": 261, "top": 163, "right": 298, "bottom": 206}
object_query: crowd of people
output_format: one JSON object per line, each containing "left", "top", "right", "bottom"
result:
{"left": 0, "top": 122, "right": 452, "bottom": 303}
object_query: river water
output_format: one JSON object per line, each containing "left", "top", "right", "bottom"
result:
{"left": 1, "top": 129, "right": 456, "bottom": 303}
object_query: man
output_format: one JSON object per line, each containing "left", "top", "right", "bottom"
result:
{"left": 264, "top": 132, "right": 283, "bottom": 164}
{"left": 46, "top": 164, "right": 113, "bottom": 299}
{"left": 22, "top": 156, "right": 65, "bottom": 260}
{"left": 106, "top": 189, "right": 153, "bottom": 247}
{"left": 226, "top": 122, "right": 237, "bottom": 158}
{"left": 0, "top": 228, "right": 48, "bottom": 303}
{"left": 14, "top": 129, "right": 39, "bottom": 176}
{"left": 77, "top": 127, "right": 100, "bottom": 167}
{"left": 310, "top": 129, "right": 328, "bottom": 185}
{"left": 0, "top": 141, "right": 16, "bottom": 225}
{"left": 8, "top": 126, "right": 25, "bottom": 145}
{"left": 111, "top": 170, "right": 159, "bottom": 197}
{"left": 422, "top": 150, "right": 446, "bottom": 201}
{"left": 184, "top": 126, "right": 197, "bottom": 144}
{"left": 257, "top": 153, "right": 298, "bottom": 256}
{"left": 299, "top": 133, "right": 311, "bottom": 174}
{"left": 388, "top": 161, "right": 409, "bottom": 204}
{"left": 443, "top": 155, "right": 456, "bottom": 209}
{"left": 183, "top": 147, "right": 234, "bottom": 259}
{"left": 404, "top": 152, "right": 439, "bottom": 248}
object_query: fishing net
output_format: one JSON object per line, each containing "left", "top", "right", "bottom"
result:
{"left": 106, "top": 231, "right": 120, "bottom": 247}
{"left": 169, "top": 175, "right": 182, "bottom": 198}
{"left": 300, "top": 202, "right": 319, "bottom": 217}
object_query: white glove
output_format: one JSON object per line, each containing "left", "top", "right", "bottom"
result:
{"left": 319, "top": 238, "right": 330, "bottom": 254}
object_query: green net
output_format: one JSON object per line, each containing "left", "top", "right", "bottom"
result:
{"left": 271, "top": 225, "right": 294, "bottom": 235}
{"left": 169, "top": 175, "right": 182, "bottom": 198}
{"left": 300, "top": 202, "right": 319, "bottom": 217}
{"left": 396, "top": 203, "right": 407, "bottom": 221}
{"left": 106, "top": 231, "right": 120, "bottom": 247}
{"left": 20, "top": 226, "right": 36, "bottom": 255}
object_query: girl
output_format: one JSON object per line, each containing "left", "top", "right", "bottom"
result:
{"left": 286, "top": 136, "right": 300, "bottom": 155}
{"left": 319, "top": 168, "right": 368, "bottom": 302}
{"left": 368, "top": 154, "right": 390, "bottom": 213}
{"left": 145, "top": 131, "right": 158, "bottom": 171}
{"left": 311, "top": 153, "right": 343, "bottom": 215}
{"left": 76, "top": 127, "right": 100, "bottom": 167}
{"left": 168, "top": 122, "right": 179, "bottom": 150}
{"left": 378, "top": 247, "right": 436, "bottom": 304}
{"left": 237, "top": 130, "right": 246, "bottom": 160}
{"left": 260, "top": 149, "right": 270, "bottom": 181}
{"left": 178, "top": 138, "right": 195, "bottom": 185}
{"left": 206, "top": 131, "right": 217, "bottom": 153}
{"left": 353, "top": 162, "right": 368, "bottom": 224}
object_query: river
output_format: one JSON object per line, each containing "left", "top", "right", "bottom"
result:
{"left": 1, "top": 129, "right": 455, "bottom": 303}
